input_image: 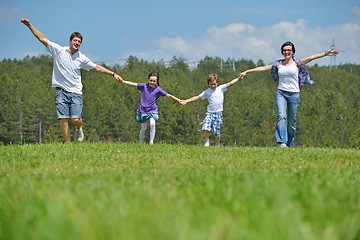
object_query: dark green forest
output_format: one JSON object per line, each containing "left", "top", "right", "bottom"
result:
{"left": 0, "top": 55, "right": 359, "bottom": 147}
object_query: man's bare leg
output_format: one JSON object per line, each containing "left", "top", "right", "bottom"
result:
{"left": 72, "top": 118, "right": 84, "bottom": 142}
{"left": 60, "top": 118, "right": 70, "bottom": 143}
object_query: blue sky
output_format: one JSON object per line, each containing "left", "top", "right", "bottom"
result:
{"left": 1, "top": 0, "right": 359, "bottom": 66}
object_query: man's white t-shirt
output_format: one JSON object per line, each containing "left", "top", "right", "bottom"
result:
{"left": 47, "top": 40, "right": 96, "bottom": 94}
{"left": 199, "top": 84, "right": 227, "bottom": 113}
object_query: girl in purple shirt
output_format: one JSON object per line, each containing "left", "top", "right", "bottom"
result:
{"left": 119, "top": 72, "right": 181, "bottom": 144}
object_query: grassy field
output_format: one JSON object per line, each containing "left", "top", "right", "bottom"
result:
{"left": 0, "top": 142, "right": 359, "bottom": 240}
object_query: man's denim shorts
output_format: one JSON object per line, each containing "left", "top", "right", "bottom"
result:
{"left": 55, "top": 87, "right": 82, "bottom": 119}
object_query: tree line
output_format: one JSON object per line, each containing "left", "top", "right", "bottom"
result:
{"left": 0, "top": 55, "right": 359, "bottom": 148}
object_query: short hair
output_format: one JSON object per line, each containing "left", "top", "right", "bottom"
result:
{"left": 207, "top": 73, "right": 219, "bottom": 85}
{"left": 281, "top": 41, "right": 295, "bottom": 54}
{"left": 70, "top": 32, "right": 83, "bottom": 43}
{"left": 148, "top": 71, "right": 160, "bottom": 86}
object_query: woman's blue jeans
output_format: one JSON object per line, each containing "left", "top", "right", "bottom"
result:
{"left": 275, "top": 89, "right": 300, "bottom": 147}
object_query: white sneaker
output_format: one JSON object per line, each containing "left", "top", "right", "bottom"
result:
{"left": 279, "top": 143, "right": 288, "bottom": 148}
{"left": 76, "top": 127, "right": 84, "bottom": 142}
{"left": 204, "top": 141, "right": 210, "bottom": 147}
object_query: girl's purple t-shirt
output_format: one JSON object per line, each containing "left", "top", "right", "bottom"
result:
{"left": 137, "top": 83, "right": 168, "bottom": 114}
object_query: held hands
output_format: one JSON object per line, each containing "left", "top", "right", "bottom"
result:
{"left": 113, "top": 73, "right": 123, "bottom": 82}
{"left": 238, "top": 72, "right": 246, "bottom": 79}
{"left": 180, "top": 100, "right": 187, "bottom": 106}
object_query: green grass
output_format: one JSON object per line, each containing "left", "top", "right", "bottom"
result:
{"left": 1, "top": 143, "right": 360, "bottom": 240}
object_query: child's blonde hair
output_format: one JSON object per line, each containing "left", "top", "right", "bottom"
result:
{"left": 207, "top": 73, "right": 219, "bottom": 85}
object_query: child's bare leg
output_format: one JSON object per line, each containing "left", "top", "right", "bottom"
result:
{"left": 203, "top": 131, "right": 210, "bottom": 147}
{"left": 215, "top": 136, "right": 220, "bottom": 146}
{"left": 203, "top": 131, "right": 210, "bottom": 140}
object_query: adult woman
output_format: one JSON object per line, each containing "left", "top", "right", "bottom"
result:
{"left": 239, "top": 41, "right": 339, "bottom": 148}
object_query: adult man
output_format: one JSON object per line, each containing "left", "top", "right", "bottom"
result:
{"left": 21, "top": 18, "right": 123, "bottom": 143}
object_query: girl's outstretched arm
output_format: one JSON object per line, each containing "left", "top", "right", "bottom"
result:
{"left": 166, "top": 94, "right": 181, "bottom": 103}
{"left": 120, "top": 80, "right": 138, "bottom": 87}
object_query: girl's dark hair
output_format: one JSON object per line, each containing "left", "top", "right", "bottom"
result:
{"left": 148, "top": 71, "right": 160, "bottom": 86}
{"left": 281, "top": 41, "right": 296, "bottom": 55}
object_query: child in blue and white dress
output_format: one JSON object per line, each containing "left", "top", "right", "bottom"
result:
{"left": 180, "top": 73, "right": 240, "bottom": 146}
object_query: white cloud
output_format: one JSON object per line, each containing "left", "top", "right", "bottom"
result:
{"left": 352, "top": 6, "right": 360, "bottom": 16}
{"left": 158, "top": 36, "right": 190, "bottom": 54}
{"left": 124, "top": 19, "right": 360, "bottom": 66}
{"left": 0, "top": 6, "right": 23, "bottom": 21}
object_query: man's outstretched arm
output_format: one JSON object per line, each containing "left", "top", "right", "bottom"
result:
{"left": 21, "top": 18, "right": 48, "bottom": 47}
